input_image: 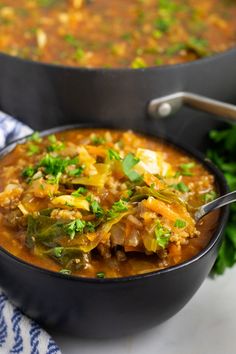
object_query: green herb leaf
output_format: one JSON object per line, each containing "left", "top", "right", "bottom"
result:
{"left": 22, "top": 166, "right": 36, "bottom": 179}
{"left": 91, "top": 135, "right": 106, "bottom": 145}
{"left": 37, "top": 0, "right": 59, "bottom": 7}
{"left": 96, "top": 272, "right": 105, "bottom": 278}
{"left": 202, "top": 190, "right": 217, "bottom": 203}
{"left": 53, "top": 247, "right": 64, "bottom": 257}
{"left": 131, "top": 57, "right": 147, "bottom": 69}
{"left": 85, "top": 222, "right": 96, "bottom": 233}
{"left": 48, "top": 134, "right": 57, "bottom": 144}
{"left": 155, "top": 223, "right": 171, "bottom": 249}
{"left": 108, "top": 149, "right": 121, "bottom": 161}
{"left": 64, "top": 219, "right": 86, "bottom": 240}
{"left": 28, "top": 131, "right": 42, "bottom": 143}
{"left": 121, "top": 32, "right": 132, "bottom": 41}
{"left": 122, "top": 153, "right": 142, "bottom": 182}
{"left": 186, "top": 37, "right": 209, "bottom": 57}
{"left": 71, "top": 187, "right": 87, "bottom": 197}
{"left": 155, "top": 17, "right": 171, "bottom": 33}
{"left": 38, "top": 154, "right": 78, "bottom": 176}
{"left": 174, "top": 219, "right": 186, "bottom": 228}
{"left": 171, "top": 182, "right": 189, "bottom": 193}
{"left": 90, "top": 200, "right": 104, "bottom": 218}
{"left": 207, "top": 125, "right": 236, "bottom": 275}
{"left": 28, "top": 144, "right": 40, "bottom": 156}
{"left": 107, "top": 199, "right": 128, "bottom": 220}
{"left": 68, "top": 167, "right": 84, "bottom": 177}
{"left": 179, "top": 162, "right": 195, "bottom": 176}
{"left": 47, "top": 134, "right": 65, "bottom": 152}
{"left": 64, "top": 34, "right": 80, "bottom": 48}
{"left": 74, "top": 48, "right": 85, "bottom": 61}
{"left": 60, "top": 269, "right": 72, "bottom": 275}
{"left": 47, "top": 172, "right": 62, "bottom": 185}
{"left": 121, "top": 189, "right": 133, "bottom": 201}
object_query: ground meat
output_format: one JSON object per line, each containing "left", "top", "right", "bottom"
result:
{"left": 51, "top": 208, "right": 82, "bottom": 220}
{"left": 0, "top": 183, "right": 23, "bottom": 209}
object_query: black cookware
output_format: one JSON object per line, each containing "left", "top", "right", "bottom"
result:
{"left": 0, "top": 49, "right": 235, "bottom": 145}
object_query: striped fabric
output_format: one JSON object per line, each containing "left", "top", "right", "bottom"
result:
{"left": 0, "top": 113, "right": 61, "bottom": 354}
{"left": 0, "top": 292, "right": 61, "bottom": 354}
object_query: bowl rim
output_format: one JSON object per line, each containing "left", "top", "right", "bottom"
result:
{"left": 0, "top": 46, "right": 236, "bottom": 73}
{"left": 0, "top": 124, "right": 229, "bottom": 283}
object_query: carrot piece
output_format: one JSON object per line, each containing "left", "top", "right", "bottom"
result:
{"left": 143, "top": 172, "right": 165, "bottom": 190}
{"left": 143, "top": 197, "right": 183, "bottom": 222}
{"left": 86, "top": 145, "right": 107, "bottom": 157}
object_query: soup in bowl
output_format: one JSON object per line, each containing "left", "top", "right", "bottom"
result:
{"left": 0, "top": 126, "right": 228, "bottom": 337}
{"left": 0, "top": 128, "right": 220, "bottom": 278}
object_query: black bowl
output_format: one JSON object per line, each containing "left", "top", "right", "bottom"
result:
{"left": 0, "top": 125, "right": 229, "bottom": 338}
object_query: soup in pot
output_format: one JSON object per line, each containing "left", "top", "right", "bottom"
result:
{"left": 0, "top": 0, "right": 235, "bottom": 68}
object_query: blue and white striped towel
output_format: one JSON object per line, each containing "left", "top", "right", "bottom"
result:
{"left": 0, "top": 113, "right": 61, "bottom": 354}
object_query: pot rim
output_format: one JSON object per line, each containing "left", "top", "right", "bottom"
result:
{"left": 1, "top": 46, "right": 236, "bottom": 73}
{"left": 0, "top": 124, "right": 229, "bottom": 283}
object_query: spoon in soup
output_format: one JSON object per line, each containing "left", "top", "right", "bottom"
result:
{"left": 195, "top": 190, "right": 236, "bottom": 221}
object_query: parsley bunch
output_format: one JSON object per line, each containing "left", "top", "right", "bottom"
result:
{"left": 208, "top": 125, "right": 236, "bottom": 274}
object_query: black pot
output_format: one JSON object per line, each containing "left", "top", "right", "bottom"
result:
{"left": 0, "top": 125, "right": 229, "bottom": 338}
{"left": 0, "top": 49, "right": 235, "bottom": 149}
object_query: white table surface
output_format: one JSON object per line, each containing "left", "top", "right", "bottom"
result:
{"left": 53, "top": 266, "right": 236, "bottom": 354}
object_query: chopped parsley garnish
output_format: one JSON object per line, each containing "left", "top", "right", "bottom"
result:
{"left": 121, "top": 189, "right": 133, "bottom": 201}
{"left": 59, "top": 269, "right": 72, "bottom": 275}
{"left": 71, "top": 187, "right": 87, "bottom": 197}
{"left": 179, "top": 162, "right": 195, "bottom": 176}
{"left": 155, "top": 17, "right": 171, "bottom": 33}
{"left": 107, "top": 199, "right": 128, "bottom": 220}
{"left": 108, "top": 148, "right": 121, "bottom": 161}
{"left": 131, "top": 57, "right": 147, "bottom": 69}
{"left": 64, "top": 219, "right": 86, "bottom": 239}
{"left": 174, "top": 219, "right": 186, "bottom": 228}
{"left": 202, "top": 190, "right": 217, "bottom": 203}
{"left": 47, "top": 134, "right": 65, "bottom": 152}
{"left": 91, "top": 135, "right": 106, "bottom": 145}
{"left": 67, "top": 166, "right": 84, "bottom": 177}
{"left": 75, "top": 48, "right": 85, "bottom": 61}
{"left": 187, "top": 37, "right": 208, "bottom": 57}
{"left": 85, "top": 222, "right": 96, "bottom": 233}
{"left": 64, "top": 33, "right": 80, "bottom": 48}
{"left": 28, "top": 131, "right": 42, "bottom": 143}
{"left": 28, "top": 144, "right": 40, "bottom": 156}
{"left": 64, "top": 218, "right": 96, "bottom": 239}
{"left": 90, "top": 200, "right": 104, "bottom": 218}
{"left": 121, "top": 32, "right": 132, "bottom": 41}
{"left": 122, "top": 153, "right": 142, "bottom": 182}
{"left": 172, "top": 182, "right": 189, "bottom": 193}
{"left": 38, "top": 154, "right": 78, "bottom": 176}
{"left": 96, "top": 272, "right": 105, "bottom": 279}
{"left": 53, "top": 247, "right": 63, "bottom": 258}
{"left": 48, "top": 134, "right": 57, "bottom": 144}
{"left": 155, "top": 223, "right": 171, "bottom": 249}
{"left": 47, "top": 172, "right": 62, "bottom": 185}
{"left": 22, "top": 166, "right": 36, "bottom": 178}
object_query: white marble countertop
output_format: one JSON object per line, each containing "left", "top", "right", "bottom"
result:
{"left": 53, "top": 266, "right": 236, "bottom": 354}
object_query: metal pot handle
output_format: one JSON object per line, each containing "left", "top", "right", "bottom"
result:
{"left": 148, "top": 92, "right": 236, "bottom": 123}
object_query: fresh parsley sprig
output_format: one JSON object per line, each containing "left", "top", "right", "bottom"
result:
{"left": 208, "top": 125, "right": 236, "bottom": 274}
